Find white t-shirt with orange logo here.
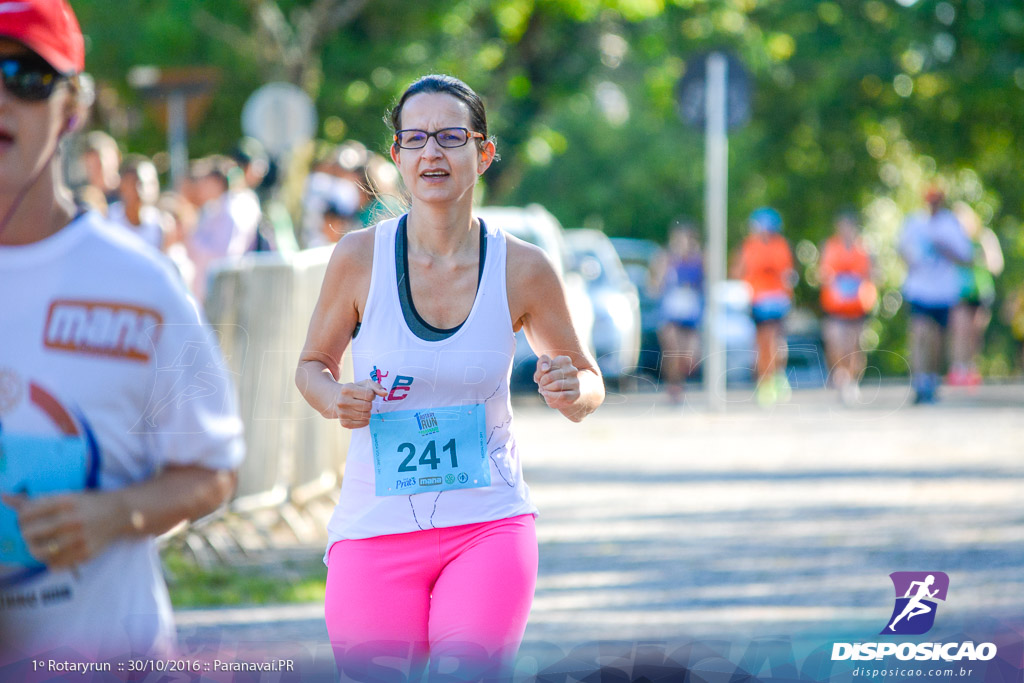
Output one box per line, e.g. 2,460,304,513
0,211,244,662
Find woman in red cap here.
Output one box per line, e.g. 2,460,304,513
0,0,244,665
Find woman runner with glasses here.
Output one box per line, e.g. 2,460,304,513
297,74,605,680
0,0,244,664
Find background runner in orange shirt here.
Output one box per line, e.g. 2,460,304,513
732,207,795,406
819,211,876,404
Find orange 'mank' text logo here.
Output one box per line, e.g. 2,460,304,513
43,300,163,362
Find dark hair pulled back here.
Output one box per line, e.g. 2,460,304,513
389,74,488,139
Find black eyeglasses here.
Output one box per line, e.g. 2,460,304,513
393,128,485,150
1,55,65,102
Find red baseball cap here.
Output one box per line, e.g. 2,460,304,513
0,0,84,74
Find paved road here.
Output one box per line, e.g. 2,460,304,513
175,383,1024,674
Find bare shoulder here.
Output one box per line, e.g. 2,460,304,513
320,225,377,314
328,225,376,271
504,232,560,288
300,226,378,371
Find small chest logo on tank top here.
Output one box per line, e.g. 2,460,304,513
371,366,416,402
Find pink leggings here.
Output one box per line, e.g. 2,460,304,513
325,514,537,681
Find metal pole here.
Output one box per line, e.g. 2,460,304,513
167,90,188,189
703,53,728,412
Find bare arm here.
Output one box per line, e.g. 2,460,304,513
728,244,746,280
979,228,1004,276
4,465,236,570
508,238,604,422
648,250,668,295
781,240,798,291
295,228,387,428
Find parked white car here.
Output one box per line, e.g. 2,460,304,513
564,229,641,388
475,204,595,389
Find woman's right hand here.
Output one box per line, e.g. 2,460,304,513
330,379,388,428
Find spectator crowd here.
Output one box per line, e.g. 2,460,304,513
70,132,403,305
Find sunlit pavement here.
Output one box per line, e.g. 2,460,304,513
520,381,1024,645
176,381,1024,660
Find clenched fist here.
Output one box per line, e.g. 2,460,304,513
534,354,581,411
327,379,388,428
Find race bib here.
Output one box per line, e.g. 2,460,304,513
0,433,88,568
834,273,863,300
663,286,702,322
370,404,489,497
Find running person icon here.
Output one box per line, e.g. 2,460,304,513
889,574,939,631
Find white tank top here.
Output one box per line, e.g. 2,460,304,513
325,215,537,542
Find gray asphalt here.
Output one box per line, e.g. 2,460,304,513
174,382,1024,676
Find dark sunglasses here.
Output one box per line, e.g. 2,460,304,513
1,54,66,102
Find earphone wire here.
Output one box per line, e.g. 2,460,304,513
0,131,66,242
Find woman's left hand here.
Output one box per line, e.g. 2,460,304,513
2,491,123,570
510,238,604,422
534,354,581,411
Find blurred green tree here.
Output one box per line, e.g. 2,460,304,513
73,0,1024,374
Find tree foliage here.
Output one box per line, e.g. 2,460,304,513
74,0,1024,372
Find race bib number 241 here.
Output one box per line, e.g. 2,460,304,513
370,404,490,497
